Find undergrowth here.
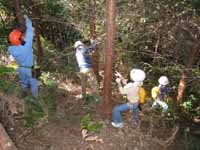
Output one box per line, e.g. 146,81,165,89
81,114,103,133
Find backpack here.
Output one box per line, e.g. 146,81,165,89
139,87,146,104
151,86,159,99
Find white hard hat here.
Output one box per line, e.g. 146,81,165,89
130,69,146,82
158,76,169,85
74,41,83,48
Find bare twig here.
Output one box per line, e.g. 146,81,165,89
151,125,179,149
31,16,83,32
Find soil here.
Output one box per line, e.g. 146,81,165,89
4,79,186,150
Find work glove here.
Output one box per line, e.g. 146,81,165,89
171,86,176,91
115,78,121,84
24,15,28,19
90,39,96,45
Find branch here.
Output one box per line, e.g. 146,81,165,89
31,16,83,32
152,125,179,149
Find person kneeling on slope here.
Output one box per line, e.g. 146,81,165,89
112,69,146,128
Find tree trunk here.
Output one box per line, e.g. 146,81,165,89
35,26,43,64
29,0,43,64
0,123,18,150
89,0,100,82
103,0,116,117
14,0,25,32
177,43,200,102
153,23,162,63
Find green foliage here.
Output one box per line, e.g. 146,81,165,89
85,94,102,106
0,66,15,74
0,66,17,94
0,79,18,94
0,0,199,138
39,37,78,74
39,72,57,87
184,127,200,150
23,72,57,128
137,63,181,94
116,0,200,68
0,2,14,50
29,0,83,49
182,95,196,111
180,95,199,120
24,99,44,128
45,0,67,16
81,114,103,133
24,94,56,128
43,94,56,114
0,80,10,91
164,100,182,128
184,68,200,102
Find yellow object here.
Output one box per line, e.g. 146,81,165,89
139,87,146,104
151,86,159,99
7,63,17,70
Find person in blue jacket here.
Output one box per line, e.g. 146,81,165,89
8,15,38,98
74,40,99,99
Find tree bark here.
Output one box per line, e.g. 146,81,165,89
29,0,43,64
89,0,100,82
34,25,43,64
14,0,25,32
176,43,200,102
0,123,18,150
153,23,163,63
103,0,116,117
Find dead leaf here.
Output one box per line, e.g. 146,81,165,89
81,129,88,139
85,136,104,143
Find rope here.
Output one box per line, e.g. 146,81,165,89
31,16,83,32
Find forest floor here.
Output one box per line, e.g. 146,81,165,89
3,77,186,150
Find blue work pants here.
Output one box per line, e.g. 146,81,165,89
18,67,38,97
112,103,139,124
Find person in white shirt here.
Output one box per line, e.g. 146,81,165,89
112,69,146,128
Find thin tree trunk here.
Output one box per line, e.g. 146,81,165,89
154,32,160,56
29,0,43,64
152,32,160,63
153,23,162,63
14,0,25,32
0,123,18,150
35,26,43,64
103,0,116,117
0,13,6,29
177,43,200,102
89,0,100,82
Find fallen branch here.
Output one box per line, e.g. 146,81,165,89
81,129,104,143
165,125,179,146
152,125,179,149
